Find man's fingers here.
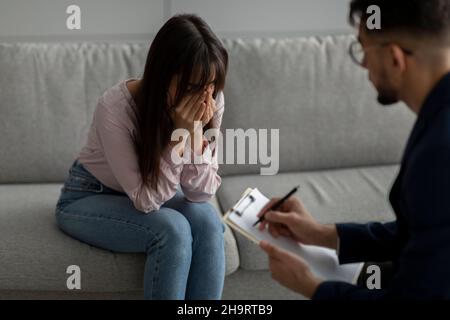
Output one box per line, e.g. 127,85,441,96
265,210,294,225
261,241,302,265
258,220,267,230
257,198,281,218
260,241,284,260
278,227,293,238
259,240,276,256
280,196,303,212
268,224,279,238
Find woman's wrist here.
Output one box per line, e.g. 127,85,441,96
189,128,205,156
168,139,184,157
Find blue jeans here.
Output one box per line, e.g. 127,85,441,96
55,159,225,300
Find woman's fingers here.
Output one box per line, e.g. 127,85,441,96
206,97,215,122
193,102,207,122
180,94,198,118
195,89,208,107
175,92,195,116
207,87,217,111
206,87,212,103
207,93,215,118
181,90,206,118
201,105,210,125
178,93,192,109
172,86,215,131
198,88,216,126
191,90,208,120
211,98,217,114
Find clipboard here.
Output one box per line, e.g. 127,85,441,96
223,187,264,245
222,187,364,284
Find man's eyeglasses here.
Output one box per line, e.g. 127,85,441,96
348,39,414,66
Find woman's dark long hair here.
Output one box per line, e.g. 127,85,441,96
131,14,228,192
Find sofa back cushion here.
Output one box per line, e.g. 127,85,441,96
218,36,415,177
0,43,147,183
0,36,416,183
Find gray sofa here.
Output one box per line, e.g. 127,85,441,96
0,35,416,299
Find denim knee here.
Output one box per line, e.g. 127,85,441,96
183,202,225,235
148,208,193,255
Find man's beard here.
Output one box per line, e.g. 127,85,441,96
376,71,399,106
377,88,399,105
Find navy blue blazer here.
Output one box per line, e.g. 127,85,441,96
313,72,450,300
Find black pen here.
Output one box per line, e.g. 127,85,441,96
252,185,300,227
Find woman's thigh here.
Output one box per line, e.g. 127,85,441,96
56,194,193,254
55,160,192,253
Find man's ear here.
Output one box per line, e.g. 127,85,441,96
389,45,407,73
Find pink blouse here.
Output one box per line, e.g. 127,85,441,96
77,79,224,213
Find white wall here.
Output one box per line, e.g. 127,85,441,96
0,0,353,42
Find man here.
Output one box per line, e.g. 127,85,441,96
259,0,450,299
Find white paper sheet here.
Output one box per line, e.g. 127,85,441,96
225,188,363,284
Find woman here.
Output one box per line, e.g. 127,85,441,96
54,14,228,300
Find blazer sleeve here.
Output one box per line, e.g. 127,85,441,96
313,227,450,300
335,221,399,264
312,281,386,300
313,139,450,300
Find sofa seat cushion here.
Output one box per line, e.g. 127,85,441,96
0,184,239,292
217,165,398,271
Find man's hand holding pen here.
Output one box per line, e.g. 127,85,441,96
257,196,338,249
257,195,339,299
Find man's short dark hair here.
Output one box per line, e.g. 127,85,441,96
349,0,450,37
